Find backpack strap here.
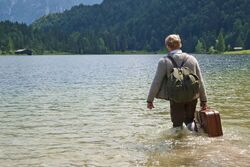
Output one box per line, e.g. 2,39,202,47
167,55,178,68
168,53,189,68
180,54,189,67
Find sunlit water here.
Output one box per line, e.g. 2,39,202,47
0,54,249,167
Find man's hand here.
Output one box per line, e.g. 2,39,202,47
200,101,208,110
147,102,155,110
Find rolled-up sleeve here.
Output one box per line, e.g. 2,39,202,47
147,59,167,102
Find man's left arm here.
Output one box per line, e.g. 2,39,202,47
196,61,208,110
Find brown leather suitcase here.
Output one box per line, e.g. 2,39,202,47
199,109,223,137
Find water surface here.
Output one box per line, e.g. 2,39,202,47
0,54,249,166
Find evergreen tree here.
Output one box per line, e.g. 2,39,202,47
216,32,225,53
7,37,14,52
235,34,244,48
245,31,250,49
96,38,107,54
144,44,151,52
195,40,205,53
82,37,91,53
208,46,216,54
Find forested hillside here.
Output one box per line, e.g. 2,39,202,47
1,0,250,54
0,21,32,54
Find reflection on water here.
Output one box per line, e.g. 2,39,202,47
0,54,249,166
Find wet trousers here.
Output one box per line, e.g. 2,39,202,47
170,99,198,127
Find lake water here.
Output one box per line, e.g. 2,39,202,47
0,54,249,167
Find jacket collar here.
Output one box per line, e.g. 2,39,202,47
170,49,182,55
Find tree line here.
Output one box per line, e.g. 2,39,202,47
1,0,250,55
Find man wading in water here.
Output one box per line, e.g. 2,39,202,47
147,34,208,131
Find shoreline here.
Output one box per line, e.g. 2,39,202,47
223,50,250,55
1,50,250,56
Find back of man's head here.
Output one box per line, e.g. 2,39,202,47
165,34,182,50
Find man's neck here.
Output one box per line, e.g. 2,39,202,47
170,49,182,54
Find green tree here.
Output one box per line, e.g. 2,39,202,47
235,34,244,48
216,32,225,53
69,32,81,53
144,43,151,52
82,37,91,53
233,19,243,34
245,31,250,49
119,34,128,51
7,37,14,53
96,38,107,53
208,46,216,54
195,40,206,53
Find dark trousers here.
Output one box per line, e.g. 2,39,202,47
170,99,198,127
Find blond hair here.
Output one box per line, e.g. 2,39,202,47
165,34,182,50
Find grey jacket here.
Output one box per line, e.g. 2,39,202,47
147,51,207,103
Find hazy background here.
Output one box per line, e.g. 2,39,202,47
0,0,103,24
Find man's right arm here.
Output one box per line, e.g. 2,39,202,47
147,59,167,105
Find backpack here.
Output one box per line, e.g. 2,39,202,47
166,55,200,103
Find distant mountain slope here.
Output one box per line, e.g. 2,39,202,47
0,0,103,24
32,0,250,53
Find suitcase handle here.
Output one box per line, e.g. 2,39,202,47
201,108,211,112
